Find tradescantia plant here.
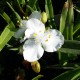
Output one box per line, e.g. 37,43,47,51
0,0,80,80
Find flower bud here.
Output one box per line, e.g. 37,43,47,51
41,12,47,23
16,20,20,26
18,46,23,55
23,16,26,19
31,61,40,73
23,16,28,20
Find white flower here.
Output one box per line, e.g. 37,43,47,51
23,39,44,62
23,18,64,62
14,11,41,38
42,29,64,52
13,20,27,38
24,18,45,39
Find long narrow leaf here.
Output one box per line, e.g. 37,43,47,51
63,40,80,50
60,1,68,33
28,0,37,10
0,25,15,51
7,2,21,21
45,0,54,19
0,8,15,29
73,23,80,35
26,5,34,12
59,1,69,65
32,75,43,80
17,0,25,5
73,6,80,35
67,0,74,40
0,9,15,51
59,40,80,54
52,68,80,80
58,48,80,55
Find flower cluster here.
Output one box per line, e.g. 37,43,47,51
14,11,64,62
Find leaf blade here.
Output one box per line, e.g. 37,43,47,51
0,25,15,51
52,68,80,80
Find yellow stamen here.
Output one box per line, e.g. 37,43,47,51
33,33,37,37
45,39,48,42
48,34,51,38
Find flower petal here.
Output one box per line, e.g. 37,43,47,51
26,18,45,35
29,11,41,20
42,29,64,52
23,39,44,62
19,20,27,28
13,28,25,38
24,29,34,39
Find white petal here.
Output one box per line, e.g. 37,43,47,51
19,20,27,28
23,39,44,62
13,28,25,38
24,29,34,39
29,11,41,20
42,29,64,52
26,18,45,35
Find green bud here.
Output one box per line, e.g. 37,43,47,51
18,46,23,55
23,16,26,19
31,61,40,73
41,12,47,23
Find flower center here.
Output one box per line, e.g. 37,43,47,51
45,39,48,42
45,34,51,42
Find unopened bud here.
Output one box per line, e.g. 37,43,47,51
23,16,28,20
16,20,20,26
18,46,23,55
41,12,47,23
31,61,40,73
23,16,26,19
26,16,29,19
64,1,69,8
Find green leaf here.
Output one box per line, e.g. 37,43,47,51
45,0,54,19
59,1,69,64
0,25,15,51
0,8,15,29
58,48,80,55
63,40,80,50
0,9,15,51
7,2,21,21
17,0,25,5
59,1,74,65
52,68,80,80
28,0,37,10
73,23,80,35
58,52,68,65
26,5,34,12
58,40,80,64
58,40,80,55
60,1,68,33
67,0,74,40
32,75,43,80
16,0,25,15
73,6,80,35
